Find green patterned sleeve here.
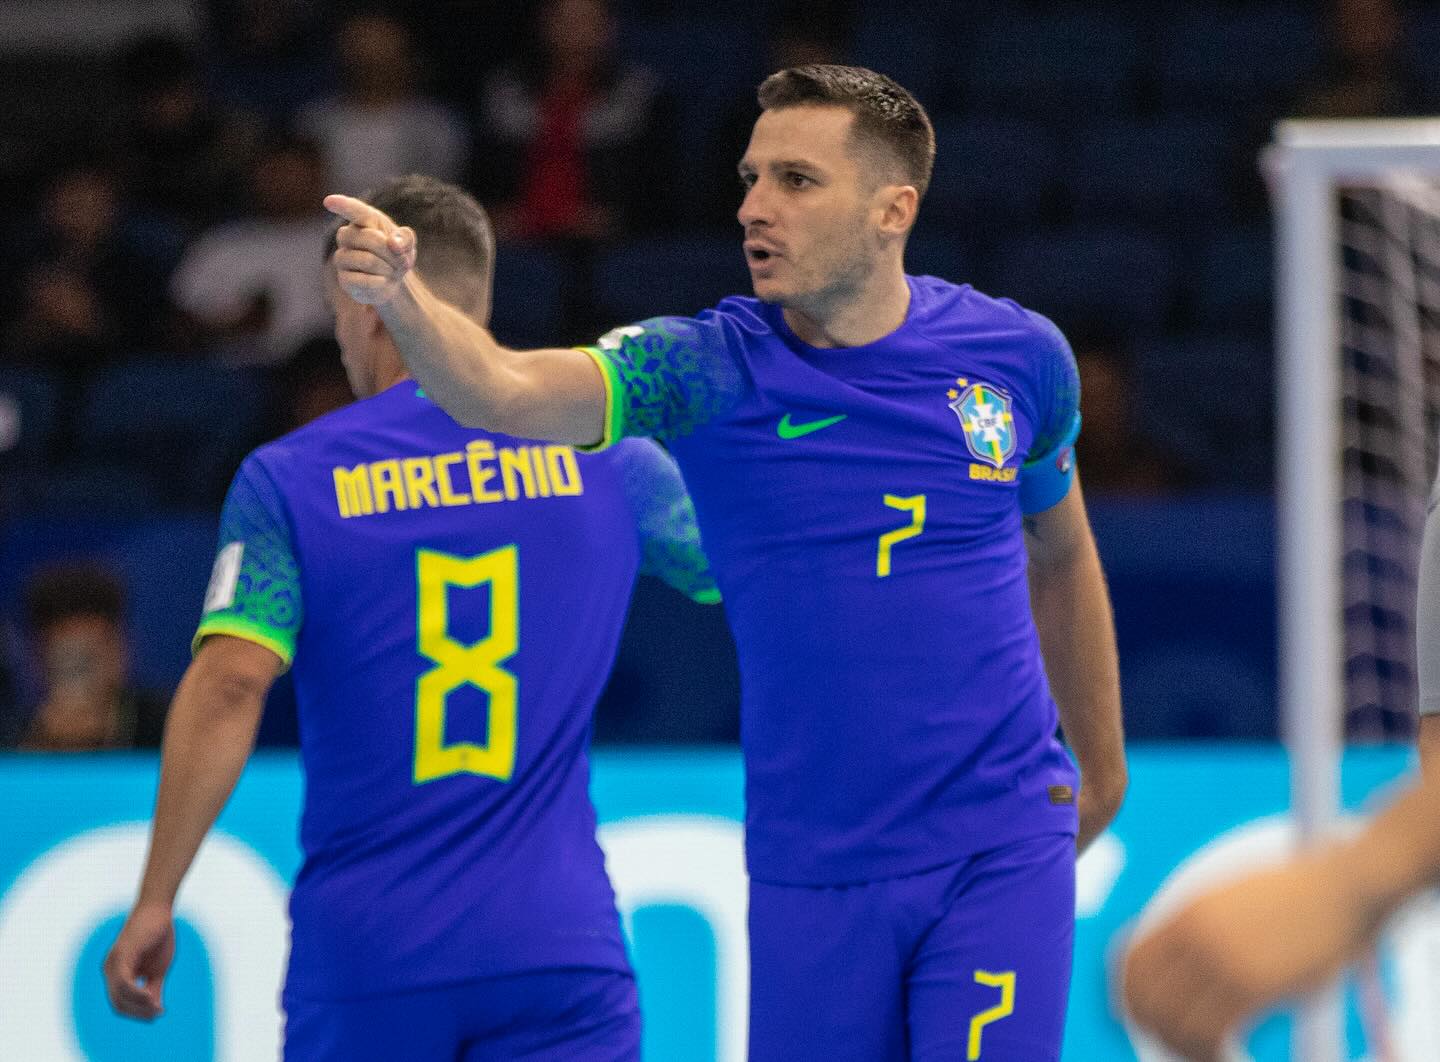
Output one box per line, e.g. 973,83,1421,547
193,456,302,667
576,313,744,449
613,438,720,605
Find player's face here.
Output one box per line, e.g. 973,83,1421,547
737,105,884,311
324,264,376,398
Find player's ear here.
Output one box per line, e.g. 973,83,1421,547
876,184,918,237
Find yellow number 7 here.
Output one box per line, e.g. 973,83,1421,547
967,969,1016,1060
877,494,926,577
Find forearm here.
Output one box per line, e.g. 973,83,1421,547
1343,776,1440,936
135,664,265,909
378,275,603,445
378,274,511,426
1030,538,1127,821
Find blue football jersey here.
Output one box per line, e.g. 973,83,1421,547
195,381,715,1000
580,275,1081,886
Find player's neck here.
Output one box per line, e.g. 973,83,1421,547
782,268,910,349
371,348,411,395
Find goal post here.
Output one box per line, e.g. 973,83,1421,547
1268,118,1440,1062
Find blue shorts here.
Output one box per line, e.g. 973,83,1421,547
748,832,1075,1062
283,967,640,1062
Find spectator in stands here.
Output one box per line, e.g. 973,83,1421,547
0,627,17,747
472,0,678,240
113,33,263,233
15,564,167,751
203,0,334,125
1294,0,1424,118
296,10,468,197
269,335,352,435
5,160,177,376
699,21,843,228
1073,332,1189,496
169,133,334,366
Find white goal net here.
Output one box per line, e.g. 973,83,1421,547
1338,178,1440,739
1270,118,1440,1062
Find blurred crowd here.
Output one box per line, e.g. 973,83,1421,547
2,0,1433,746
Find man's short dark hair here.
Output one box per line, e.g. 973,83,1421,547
756,64,935,201
25,564,126,637
327,174,497,324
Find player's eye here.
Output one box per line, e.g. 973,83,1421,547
738,172,757,189
785,172,812,189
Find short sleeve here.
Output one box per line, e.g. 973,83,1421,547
1018,315,1081,515
193,457,303,667
613,438,720,604
576,312,744,449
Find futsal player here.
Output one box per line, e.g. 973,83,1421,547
326,66,1128,1060
102,175,716,1061
1125,457,1440,1059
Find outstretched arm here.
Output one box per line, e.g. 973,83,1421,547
1025,475,1127,853
1123,774,1440,1061
325,193,606,445
102,636,280,1020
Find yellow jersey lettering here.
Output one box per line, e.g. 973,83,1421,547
529,446,552,497
402,456,440,510
969,464,1017,483
435,452,470,506
370,459,407,513
333,444,589,517
499,445,536,500
547,446,584,496
466,440,504,503
333,464,375,518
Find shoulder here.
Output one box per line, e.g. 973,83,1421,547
599,298,767,358
919,278,1071,358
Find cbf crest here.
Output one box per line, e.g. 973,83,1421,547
948,378,1016,469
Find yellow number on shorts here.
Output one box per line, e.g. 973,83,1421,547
877,493,926,577
967,969,1016,1060
413,545,518,784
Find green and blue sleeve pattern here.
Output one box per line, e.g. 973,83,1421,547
576,314,744,449
193,456,303,666
613,438,720,605
1018,315,1081,514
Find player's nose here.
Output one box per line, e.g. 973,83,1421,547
737,183,772,229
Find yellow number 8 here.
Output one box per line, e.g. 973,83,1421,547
413,545,519,784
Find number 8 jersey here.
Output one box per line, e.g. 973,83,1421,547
194,381,716,1003
578,275,1082,887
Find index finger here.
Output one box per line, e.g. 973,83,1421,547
323,194,396,233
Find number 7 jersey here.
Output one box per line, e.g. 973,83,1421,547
194,381,716,1002
579,275,1082,887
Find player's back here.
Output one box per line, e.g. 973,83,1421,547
203,382,645,1001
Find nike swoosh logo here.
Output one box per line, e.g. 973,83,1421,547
777,413,847,439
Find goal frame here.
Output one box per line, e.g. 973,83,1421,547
1269,118,1440,1062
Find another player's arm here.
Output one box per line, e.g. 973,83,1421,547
102,635,281,1020
1122,774,1440,1061
1416,471,1440,782
1024,476,1126,853
324,193,605,445
104,457,300,1021
615,439,721,605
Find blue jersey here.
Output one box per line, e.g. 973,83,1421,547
580,275,1081,886
195,381,715,1001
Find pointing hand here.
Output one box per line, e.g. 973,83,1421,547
324,194,418,306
